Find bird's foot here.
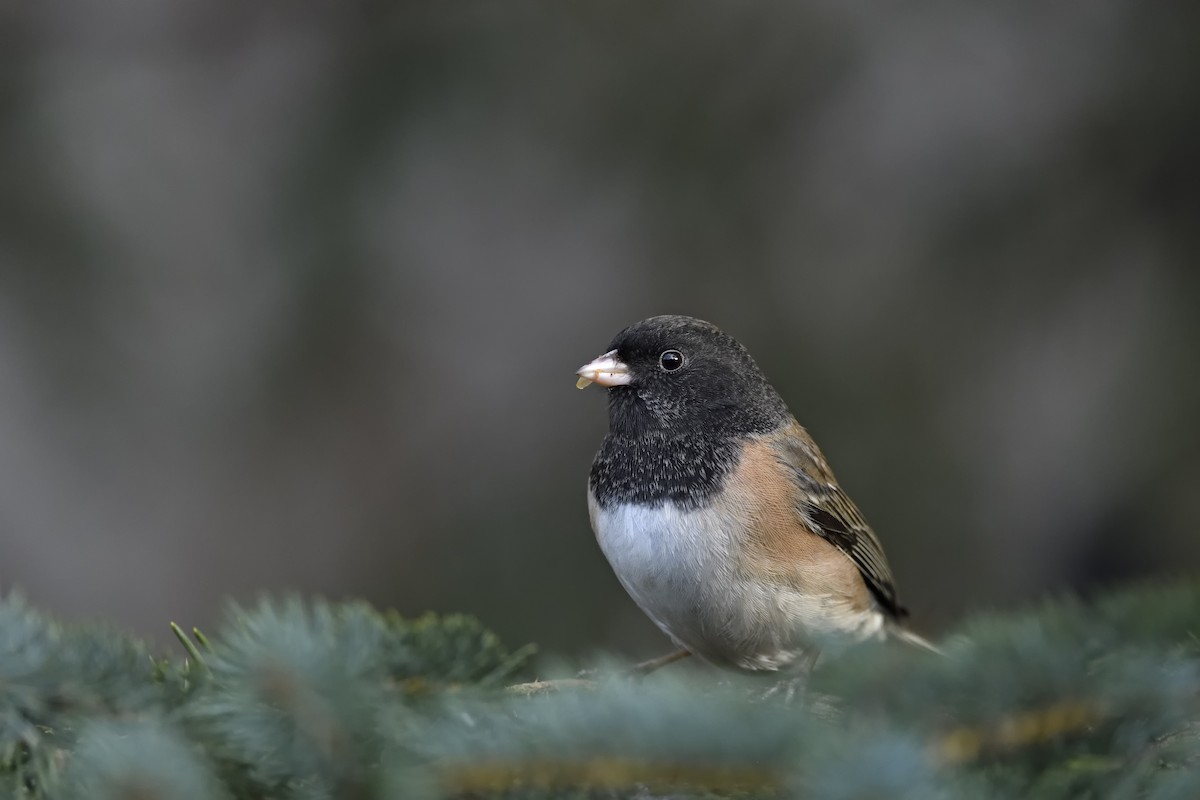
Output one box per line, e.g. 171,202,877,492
755,650,821,706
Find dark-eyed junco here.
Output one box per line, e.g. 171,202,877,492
577,315,937,675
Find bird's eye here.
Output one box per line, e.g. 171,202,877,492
659,350,684,371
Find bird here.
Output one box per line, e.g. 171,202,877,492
576,314,937,679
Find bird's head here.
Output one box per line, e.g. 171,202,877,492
577,315,788,437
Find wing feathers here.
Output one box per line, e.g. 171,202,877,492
772,425,908,619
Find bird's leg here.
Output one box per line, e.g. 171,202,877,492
574,649,691,681
626,648,692,677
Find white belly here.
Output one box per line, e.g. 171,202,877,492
588,495,884,671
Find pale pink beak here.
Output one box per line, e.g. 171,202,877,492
576,349,632,389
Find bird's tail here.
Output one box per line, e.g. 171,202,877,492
889,625,943,655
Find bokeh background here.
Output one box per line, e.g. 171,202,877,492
2,2,1198,662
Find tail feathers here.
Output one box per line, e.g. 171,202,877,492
889,625,943,656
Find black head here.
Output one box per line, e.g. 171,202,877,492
579,315,789,439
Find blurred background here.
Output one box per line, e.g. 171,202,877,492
2,1,1198,663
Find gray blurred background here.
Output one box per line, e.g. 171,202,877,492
2,1,1198,661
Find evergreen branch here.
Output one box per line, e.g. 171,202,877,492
5,581,1200,798
935,699,1105,763
504,678,597,696
170,622,207,668
192,628,213,652
438,757,780,795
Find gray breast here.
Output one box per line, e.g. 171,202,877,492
590,494,789,670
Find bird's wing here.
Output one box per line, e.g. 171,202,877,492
771,426,907,619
